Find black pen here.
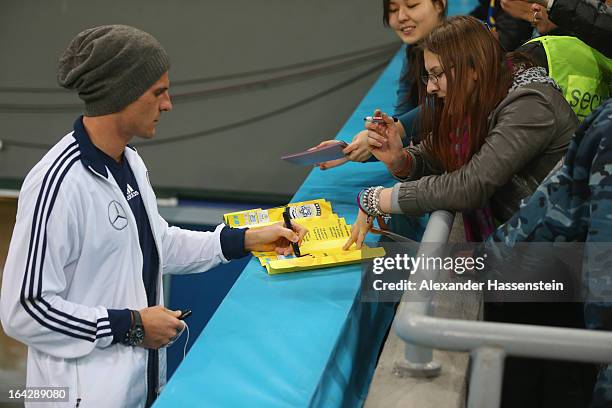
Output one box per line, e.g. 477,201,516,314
282,207,301,257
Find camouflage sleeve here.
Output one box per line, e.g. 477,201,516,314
583,101,612,408
583,102,612,331
483,99,612,407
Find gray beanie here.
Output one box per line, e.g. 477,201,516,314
57,25,170,116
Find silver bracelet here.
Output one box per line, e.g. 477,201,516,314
359,186,390,219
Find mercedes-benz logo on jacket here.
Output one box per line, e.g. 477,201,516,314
108,200,128,230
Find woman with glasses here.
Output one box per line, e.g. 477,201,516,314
345,15,578,247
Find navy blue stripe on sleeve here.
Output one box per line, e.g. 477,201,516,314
219,226,249,260
107,309,132,344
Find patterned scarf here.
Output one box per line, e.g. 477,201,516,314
509,66,562,93
450,121,495,242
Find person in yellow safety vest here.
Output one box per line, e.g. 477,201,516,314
518,36,612,121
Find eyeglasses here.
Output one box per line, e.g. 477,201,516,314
420,71,446,85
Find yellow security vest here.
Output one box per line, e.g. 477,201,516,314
527,36,612,120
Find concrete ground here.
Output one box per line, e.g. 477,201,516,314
365,214,481,408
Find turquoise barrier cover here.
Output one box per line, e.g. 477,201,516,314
154,52,402,408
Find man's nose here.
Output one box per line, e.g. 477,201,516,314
160,92,172,112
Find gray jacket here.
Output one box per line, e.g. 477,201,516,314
391,81,579,224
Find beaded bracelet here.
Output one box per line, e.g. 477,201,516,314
357,186,390,220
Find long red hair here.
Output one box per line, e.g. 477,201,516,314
418,16,514,171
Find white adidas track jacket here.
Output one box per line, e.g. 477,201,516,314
1,124,231,407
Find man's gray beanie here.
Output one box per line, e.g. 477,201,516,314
57,25,170,116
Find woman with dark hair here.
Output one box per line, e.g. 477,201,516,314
314,0,446,169
345,15,578,246
382,0,447,118
311,0,448,242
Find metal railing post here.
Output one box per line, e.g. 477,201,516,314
467,347,505,408
394,210,454,378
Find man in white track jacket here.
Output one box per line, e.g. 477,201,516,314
0,25,305,408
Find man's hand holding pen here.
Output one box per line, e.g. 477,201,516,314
244,221,308,256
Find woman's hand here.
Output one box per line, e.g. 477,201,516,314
531,3,557,34
343,209,374,250
366,110,408,173
315,131,372,170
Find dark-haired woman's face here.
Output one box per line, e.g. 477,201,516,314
388,0,444,44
